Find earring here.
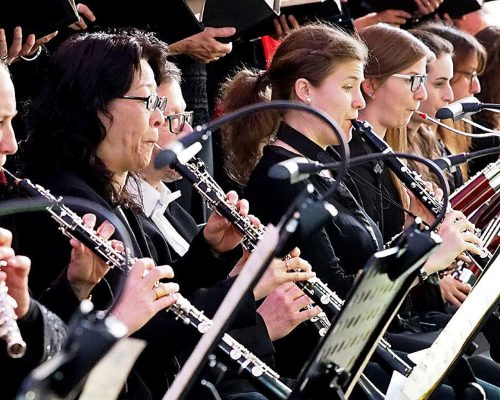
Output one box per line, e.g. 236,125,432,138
306,97,312,104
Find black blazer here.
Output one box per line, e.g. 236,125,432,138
11,170,262,398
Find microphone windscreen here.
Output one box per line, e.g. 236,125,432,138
268,164,293,180
435,108,454,120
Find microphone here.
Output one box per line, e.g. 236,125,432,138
433,147,500,170
18,301,127,400
268,157,326,184
435,97,481,121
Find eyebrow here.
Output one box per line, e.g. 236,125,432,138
137,83,157,91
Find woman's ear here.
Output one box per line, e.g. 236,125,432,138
362,79,378,99
294,78,312,104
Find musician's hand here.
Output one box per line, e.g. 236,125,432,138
253,247,315,300
169,27,235,64
0,228,31,318
439,275,470,306
112,259,178,335
407,180,443,225
257,282,321,340
423,210,483,274
67,214,118,300
203,190,252,253
69,3,97,30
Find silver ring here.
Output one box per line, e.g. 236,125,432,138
213,56,220,61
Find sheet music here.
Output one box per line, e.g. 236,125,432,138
308,244,428,397
396,252,500,400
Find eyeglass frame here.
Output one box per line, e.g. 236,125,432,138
118,94,168,113
454,70,479,86
164,111,194,134
390,73,428,93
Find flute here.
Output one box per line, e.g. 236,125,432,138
0,280,27,358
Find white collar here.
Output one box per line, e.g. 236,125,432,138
128,179,182,217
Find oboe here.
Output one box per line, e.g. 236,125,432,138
0,281,27,358
351,119,492,272
169,153,412,377
6,172,291,400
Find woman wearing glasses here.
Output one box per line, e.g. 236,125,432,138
219,25,479,397
419,22,487,179
15,30,301,400
347,24,432,244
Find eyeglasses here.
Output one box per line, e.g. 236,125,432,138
454,70,479,86
118,94,168,112
164,111,194,134
391,73,428,93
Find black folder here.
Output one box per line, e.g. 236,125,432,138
83,0,204,44
0,0,79,42
281,0,342,24
202,0,280,42
365,0,482,19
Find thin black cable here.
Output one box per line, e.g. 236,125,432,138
156,100,349,195
314,152,449,232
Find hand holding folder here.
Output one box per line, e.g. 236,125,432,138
0,0,79,43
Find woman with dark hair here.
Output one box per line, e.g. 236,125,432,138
14,30,309,400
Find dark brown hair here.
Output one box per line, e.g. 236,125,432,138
23,30,169,207
221,23,368,185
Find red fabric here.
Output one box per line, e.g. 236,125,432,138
0,171,7,185
261,35,281,70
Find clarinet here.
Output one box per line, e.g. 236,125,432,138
8,174,291,400
171,155,412,377
0,281,27,358
351,119,492,272
172,156,332,336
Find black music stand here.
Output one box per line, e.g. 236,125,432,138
290,222,440,399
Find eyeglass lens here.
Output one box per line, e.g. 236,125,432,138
410,75,426,92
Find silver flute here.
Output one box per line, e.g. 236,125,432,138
0,281,27,358
169,154,412,377
7,172,291,400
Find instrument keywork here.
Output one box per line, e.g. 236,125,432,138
6,171,291,400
